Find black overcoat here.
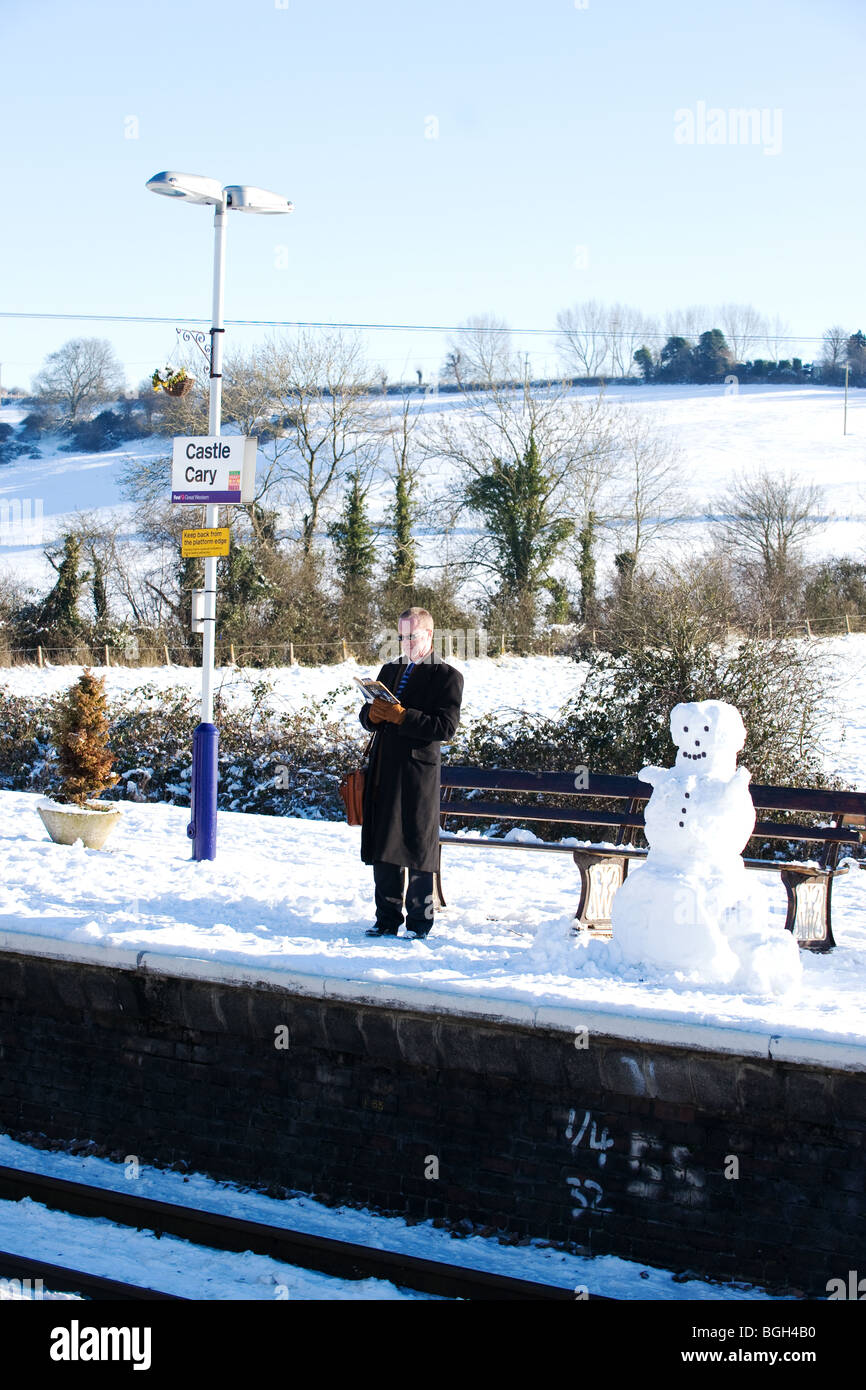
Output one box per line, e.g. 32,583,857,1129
358,652,464,872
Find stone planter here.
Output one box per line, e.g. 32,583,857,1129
37,799,123,851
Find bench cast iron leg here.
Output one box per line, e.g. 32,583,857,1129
571,851,628,934
779,867,836,952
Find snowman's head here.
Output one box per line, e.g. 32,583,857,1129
670,700,746,775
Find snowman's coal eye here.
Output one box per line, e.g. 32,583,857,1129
683,726,688,732
704,725,709,731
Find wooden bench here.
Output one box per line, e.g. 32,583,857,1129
436,768,866,952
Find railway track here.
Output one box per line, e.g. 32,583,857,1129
0,1164,608,1301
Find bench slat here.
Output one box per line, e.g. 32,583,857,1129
440,798,862,846
440,767,866,816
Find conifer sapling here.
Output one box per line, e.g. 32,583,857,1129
56,669,119,807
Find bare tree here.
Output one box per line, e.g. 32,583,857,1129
820,325,848,377
606,409,686,564
32,338,126,423
715,303,769,364
257,330,384,554
556,300,610,378
711,469,825,622
763,313,793,362
663,305,711,343
444,314,516,386
607,304,656,379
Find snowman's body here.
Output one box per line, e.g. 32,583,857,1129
610,700,802,993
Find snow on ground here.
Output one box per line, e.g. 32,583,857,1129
0,1135,783,1301
3,786,866,1047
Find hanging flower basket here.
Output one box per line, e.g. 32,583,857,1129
152,367,194,398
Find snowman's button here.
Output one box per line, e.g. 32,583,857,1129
679,821,684,827
685,792,690,798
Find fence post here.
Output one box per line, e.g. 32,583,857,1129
342,638,348,661
105,645,110,668
229,643,236,664
289,641,294,665
768,617,773,641
845,613,851,635
164,645,171,666
805,618,812,639
500,631,505,655
37,645,43,668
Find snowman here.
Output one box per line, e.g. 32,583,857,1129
610,699,801,993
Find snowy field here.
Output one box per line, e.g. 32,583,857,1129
1,384,865,597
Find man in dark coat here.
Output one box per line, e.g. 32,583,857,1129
359,608,464,939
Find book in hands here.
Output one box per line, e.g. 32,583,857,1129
354,677,399,704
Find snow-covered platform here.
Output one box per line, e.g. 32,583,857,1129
2,790,866,1062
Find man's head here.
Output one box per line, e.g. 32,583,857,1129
397,607,434,662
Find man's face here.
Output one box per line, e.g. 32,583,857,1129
398,619,433,661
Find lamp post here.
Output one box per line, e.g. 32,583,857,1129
145,171,293,860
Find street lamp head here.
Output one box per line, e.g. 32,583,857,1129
224,185,293,215
145,171,226,206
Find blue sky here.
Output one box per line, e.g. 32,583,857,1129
1,0,863,389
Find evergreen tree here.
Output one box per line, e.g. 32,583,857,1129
846,330,866,386
543,576,571,624
463,431,573,618
577,510,598,620
692,329,733,382
327,469,377,640
633,346,655,382
328,469,377,591
387,464,417,590
56,669,119,805
90,550,109,627
658,336,694,383
39,534,85,638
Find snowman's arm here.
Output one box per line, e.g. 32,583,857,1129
638,765,667,788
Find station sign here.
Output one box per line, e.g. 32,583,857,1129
171,436,257,504
182,527,231,558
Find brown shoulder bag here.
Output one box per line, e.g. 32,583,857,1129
339,732,375,826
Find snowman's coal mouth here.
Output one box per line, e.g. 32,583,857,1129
682,751,707,760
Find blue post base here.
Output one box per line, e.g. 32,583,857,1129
188,722,219,861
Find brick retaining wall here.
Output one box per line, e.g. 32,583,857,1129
0,946,863,1294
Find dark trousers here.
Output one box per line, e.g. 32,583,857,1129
373,860,434,935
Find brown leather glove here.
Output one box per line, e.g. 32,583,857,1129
371,697,406,725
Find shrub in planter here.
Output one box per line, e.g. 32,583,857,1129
38,669,122,849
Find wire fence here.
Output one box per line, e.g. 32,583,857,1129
2,612,866,669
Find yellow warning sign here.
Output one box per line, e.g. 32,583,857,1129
182,527,230,557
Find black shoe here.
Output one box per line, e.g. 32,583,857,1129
405,927,431,940
365,925,399,937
